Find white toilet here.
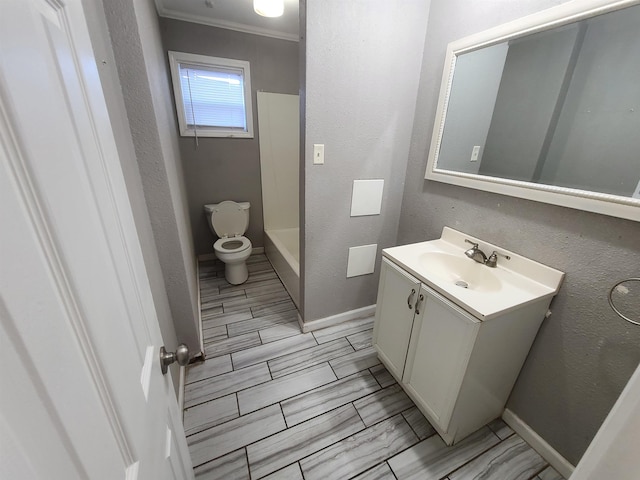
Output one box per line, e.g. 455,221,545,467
204,201,252,285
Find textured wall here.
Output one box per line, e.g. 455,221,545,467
83,0,180,391
158,19,300,255
398,0,640,465
437,43,507,174
480,26,578,181
303,0,430,322
539,7,640,196
101,0,200,352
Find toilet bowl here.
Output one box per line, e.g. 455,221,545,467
204,201,252,285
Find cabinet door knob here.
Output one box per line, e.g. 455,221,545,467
407,289,416,309
415,294,424,315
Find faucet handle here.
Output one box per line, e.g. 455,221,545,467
464,239,478,248
486,250,511,268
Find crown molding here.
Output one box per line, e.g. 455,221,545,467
155,3,299,43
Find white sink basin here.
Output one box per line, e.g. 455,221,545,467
382,227,564,320
419,252,502,292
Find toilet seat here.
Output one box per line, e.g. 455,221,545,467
214,236,251,254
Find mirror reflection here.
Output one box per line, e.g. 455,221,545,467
436,5,640,199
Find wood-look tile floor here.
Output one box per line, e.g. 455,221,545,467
186,255,566,480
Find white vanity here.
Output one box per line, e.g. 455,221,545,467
373,227,564,445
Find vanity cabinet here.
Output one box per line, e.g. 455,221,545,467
373,257,551,445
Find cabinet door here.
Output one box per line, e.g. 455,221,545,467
402,286,480,433
373,258,420,380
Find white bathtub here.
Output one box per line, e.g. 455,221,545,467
265,228,300,308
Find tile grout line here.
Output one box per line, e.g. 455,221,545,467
432,430,515,480
400,405,434,442
184,366,273,410
528,464,551,480
243,446,251,480
188,403,289,470
202,400,379,473
344,463,388,480
294,413,420,480
351,399,367,428
187,359,347,413
387,460,399,480
188,333,363,389
193,258,550,480
368,366,384,389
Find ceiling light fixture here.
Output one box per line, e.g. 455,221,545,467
254,0,284,18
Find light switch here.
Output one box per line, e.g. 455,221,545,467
470,145,481,162
313,144,324,165
347,244,378,277
350,179,384,216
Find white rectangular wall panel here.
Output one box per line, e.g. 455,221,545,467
350,179,384,216
346,244,378,277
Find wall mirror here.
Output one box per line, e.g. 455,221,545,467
425,0,640,222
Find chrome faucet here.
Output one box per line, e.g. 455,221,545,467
464,240,512,267
464,240,487,264
485,250,511,268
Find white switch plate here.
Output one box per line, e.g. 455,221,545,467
313,144,324,165
470,145,481,162
347,244,378,278
350,179,384,216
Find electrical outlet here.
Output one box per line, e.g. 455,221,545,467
313,144,325,165
470,145,481,162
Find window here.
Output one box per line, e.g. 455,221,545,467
168,51,253,138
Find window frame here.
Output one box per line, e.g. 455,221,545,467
168,51,254,138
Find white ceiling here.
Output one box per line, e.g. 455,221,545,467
155,0,300,42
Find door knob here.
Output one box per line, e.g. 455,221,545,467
160,344,189,374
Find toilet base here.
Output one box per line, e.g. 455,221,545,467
225,262,248,285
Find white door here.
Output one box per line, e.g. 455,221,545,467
0,0,193,478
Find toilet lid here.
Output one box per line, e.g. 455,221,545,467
211,201,248,238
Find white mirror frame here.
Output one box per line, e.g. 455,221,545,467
425,0,640,222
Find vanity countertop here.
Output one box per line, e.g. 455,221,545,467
382,227,565,320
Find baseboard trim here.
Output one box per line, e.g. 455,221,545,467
301,304,376,333
196,258,204,356
502,408,575,479
197,247,265,262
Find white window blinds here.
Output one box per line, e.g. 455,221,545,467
179,63,247,130
168,51,254,138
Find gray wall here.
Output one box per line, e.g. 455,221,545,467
399,0,640,465
101,0,200,353
479,26,578,181
83,0,181,391
437,43,507,174
303,0,430,322
540,7,640,196
158,19,300,255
